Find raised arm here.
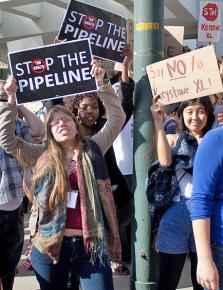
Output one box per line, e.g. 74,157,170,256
90,60,126,154
120,44,132,84
150,98,172,167
0,77,45,167
18,105,45,137
112,45,134,125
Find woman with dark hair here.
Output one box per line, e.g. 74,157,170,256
0,60,126,290
66,47,134,275
68,80,133,275
177,98,215,134
150,96,214,290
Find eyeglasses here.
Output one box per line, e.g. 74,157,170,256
50,117,74,127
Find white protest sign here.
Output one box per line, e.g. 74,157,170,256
146,45,223,104
198,1,222,42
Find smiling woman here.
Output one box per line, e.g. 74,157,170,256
148,95,214,290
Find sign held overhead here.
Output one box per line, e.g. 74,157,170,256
8,39,98,105
58,0,127,63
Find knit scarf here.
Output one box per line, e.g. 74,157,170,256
33,138,121,263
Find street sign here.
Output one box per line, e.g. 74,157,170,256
202,2,218,21
198,1,222,42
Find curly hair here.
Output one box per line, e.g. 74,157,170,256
66,93,106,119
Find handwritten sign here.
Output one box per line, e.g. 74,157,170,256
146,45,223,104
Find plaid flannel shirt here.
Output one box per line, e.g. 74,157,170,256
0,119,32,205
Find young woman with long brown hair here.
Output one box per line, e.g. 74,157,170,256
0,60,125,290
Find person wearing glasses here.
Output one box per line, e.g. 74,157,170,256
0,60,125,290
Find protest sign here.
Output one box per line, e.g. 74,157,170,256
164,26,184,58
8,39,98,105
58,0,127,63
198,1,222,42
146,45,223,105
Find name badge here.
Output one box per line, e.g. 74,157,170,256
67,190,79,209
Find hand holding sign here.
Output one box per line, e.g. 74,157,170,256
54,36,67,44
121,44,132,66
4,77,17,104
91,59,105,86
150,96,165,125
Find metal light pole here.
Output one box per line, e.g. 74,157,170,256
131,1,164,289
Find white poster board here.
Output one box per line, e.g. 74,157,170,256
198,1,222,43
146,45,223,104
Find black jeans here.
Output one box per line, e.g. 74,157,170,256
156,252,203,290
0,203,24,290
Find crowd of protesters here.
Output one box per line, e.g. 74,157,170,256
0,18,223,290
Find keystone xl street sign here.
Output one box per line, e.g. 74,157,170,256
198,1,222,42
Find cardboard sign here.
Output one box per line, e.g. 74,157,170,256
198,1,222,42
146,45,223,104
164,26,184,58
8,39,98,105
58,0,127,63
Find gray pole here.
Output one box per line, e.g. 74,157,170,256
131,1,164,289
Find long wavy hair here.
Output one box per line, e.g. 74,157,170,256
24,105,84,212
